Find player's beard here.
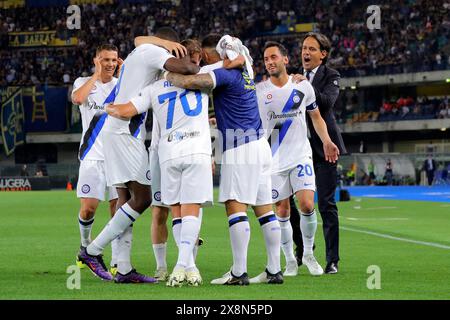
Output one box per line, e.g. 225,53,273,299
269,68,281,78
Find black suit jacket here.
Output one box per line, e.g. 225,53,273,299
423,159,437,173
303,65,347,161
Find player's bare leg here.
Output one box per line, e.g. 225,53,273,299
295,189,323,276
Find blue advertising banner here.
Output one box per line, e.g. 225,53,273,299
1,88,25,156
22,86,68,132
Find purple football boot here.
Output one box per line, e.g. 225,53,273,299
114,269,158,284
77,247,113,281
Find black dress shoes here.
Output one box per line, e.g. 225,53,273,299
325,262,338,274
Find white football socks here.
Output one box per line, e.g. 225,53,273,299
117,225,133,274
87,203,139,256
228,212,250,277
152,243,167,270
175,215,200,270
277,214,297,264
78,213,94,247
259,211,281,275
300,209,317,256
111,238,119,267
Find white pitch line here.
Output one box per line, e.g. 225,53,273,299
213,203,449,249
340,226,450,250
345,217,408,221
359,206,398,210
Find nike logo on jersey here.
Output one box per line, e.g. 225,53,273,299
304,183,313,186
265,101,273,105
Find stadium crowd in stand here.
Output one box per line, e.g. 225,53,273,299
1,0,449,86
333,93,449,124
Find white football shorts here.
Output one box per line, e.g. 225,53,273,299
271,156,316,203
103,133,151,188
77,159,118,201
160,153,213,206
149,148,168,208
218,138,272,206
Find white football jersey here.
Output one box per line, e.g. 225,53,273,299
102,44,174,140
149,115,160,151
131,78,211,164
256,76,317,173
72,76,117,161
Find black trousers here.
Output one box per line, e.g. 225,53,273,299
426,171,434,185
290,160,340,263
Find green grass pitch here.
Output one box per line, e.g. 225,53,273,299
1,190,449,300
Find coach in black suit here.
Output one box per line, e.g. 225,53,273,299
422,155,437,186
289,32,347,274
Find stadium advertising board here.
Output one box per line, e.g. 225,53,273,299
1,88,25,156
0,176,50,191
0,0,25,8
8,31,78,47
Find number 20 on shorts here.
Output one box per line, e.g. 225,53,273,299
297,164,313,177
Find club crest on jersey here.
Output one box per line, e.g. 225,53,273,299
272,189,279,199
146,170,151,181
267,94,272,100
154,191,161,201
293,95,300,103
81,184,90,194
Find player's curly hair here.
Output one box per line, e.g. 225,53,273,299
181,39,202,57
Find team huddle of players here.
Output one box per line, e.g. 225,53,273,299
72,27,339,287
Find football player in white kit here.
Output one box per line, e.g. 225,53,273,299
255,42,339,279
107,39,213,287
78,27,201,283
165,34,283,285
72,44,121,274
137,40,205,283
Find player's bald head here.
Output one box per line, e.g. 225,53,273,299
155,27,179,42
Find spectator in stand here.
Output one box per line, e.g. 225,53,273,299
20,164,29,177
1,0,449,84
